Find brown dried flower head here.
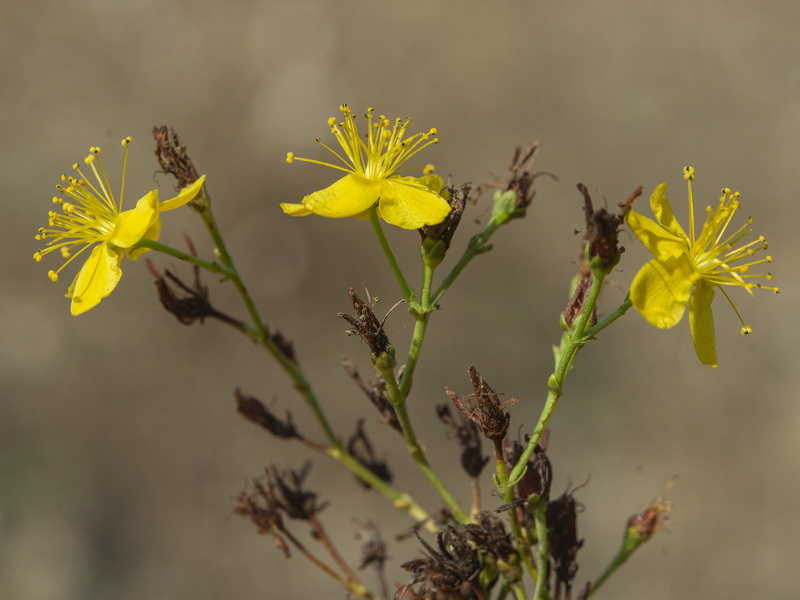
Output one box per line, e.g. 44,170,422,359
445,366,515,442
436,404,488,478
339,287,394,363
235,389,300,440
152,125,201,190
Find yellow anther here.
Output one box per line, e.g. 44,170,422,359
683,165,695,180
121,136,132,146
429,128,437,135
327,117,337,127
740,326,752,335
48,270,58,282
286,151,295,164
423,164,435,175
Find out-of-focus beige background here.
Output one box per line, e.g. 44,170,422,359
2,1,798,598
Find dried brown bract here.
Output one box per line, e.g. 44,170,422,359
504,142,541,212
502,437,552,506
563,256,596,329
399,526,485,600
347,418,393,488
445,366,515,443
233,478,290,557
399,514,516,599
152,125,201,189
546,490,584,597
340,287,394,361
144,240,246,331
419,181,469,249
344,359,401,432
577,182,643,269
628,479,674,541
436,404,488,478
235,389,299,440
268,463,328,521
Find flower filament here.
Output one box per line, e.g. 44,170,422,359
35,138,133,282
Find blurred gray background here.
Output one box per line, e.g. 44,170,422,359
2,0,798,598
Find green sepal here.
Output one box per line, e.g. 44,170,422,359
421,237,447,270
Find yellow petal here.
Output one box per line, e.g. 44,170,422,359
110,191,159,248
627,208,686,259
68,244,123,315
158,175,206,212
415,174,450,200
375,176,451,229
294,174,382,218
280,202,313,216
649,183,688,240
127,219,161,261
688,280,718,367
630,254,695,329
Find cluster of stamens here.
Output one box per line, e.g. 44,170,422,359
683,166,779,335
34,138,132,282
286,105,439,179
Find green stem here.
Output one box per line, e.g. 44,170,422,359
431,219,502,305
329,447,431,525
399,260,434,397
380,368,469,522
134,238,234,278
532,503,549,600
492,443,537,584
583,295,633,339
505,264,609,494
369,207,413,300
586,530,643,597
189,187,341,448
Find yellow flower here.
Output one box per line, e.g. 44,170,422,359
627,166,778,367
281,105,451,229
34,137,206,316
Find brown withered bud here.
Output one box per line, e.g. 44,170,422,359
356,520,388,571
399,526,485,600
628,479,674,542
577,183,643,269
436,404,488,478
144,242,246,332
504,142,541,212
232,478,290,557
465,513,517,569
267,463,328,521
546,491,584,596
445,366,515,443
347,419,393,488
575,582,592,600
563,256,597,329
235,389,299,440
343,359,401,432
266,326,296,362
418,181,469,249
152,125,201,189
503,435,552,504
339,288,394,361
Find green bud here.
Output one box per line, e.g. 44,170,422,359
491,190,518,224
421,237,447,270
371,346,396,372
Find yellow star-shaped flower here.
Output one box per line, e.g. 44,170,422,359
627,167,778,367
281,105,451,229
34,138,206,315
